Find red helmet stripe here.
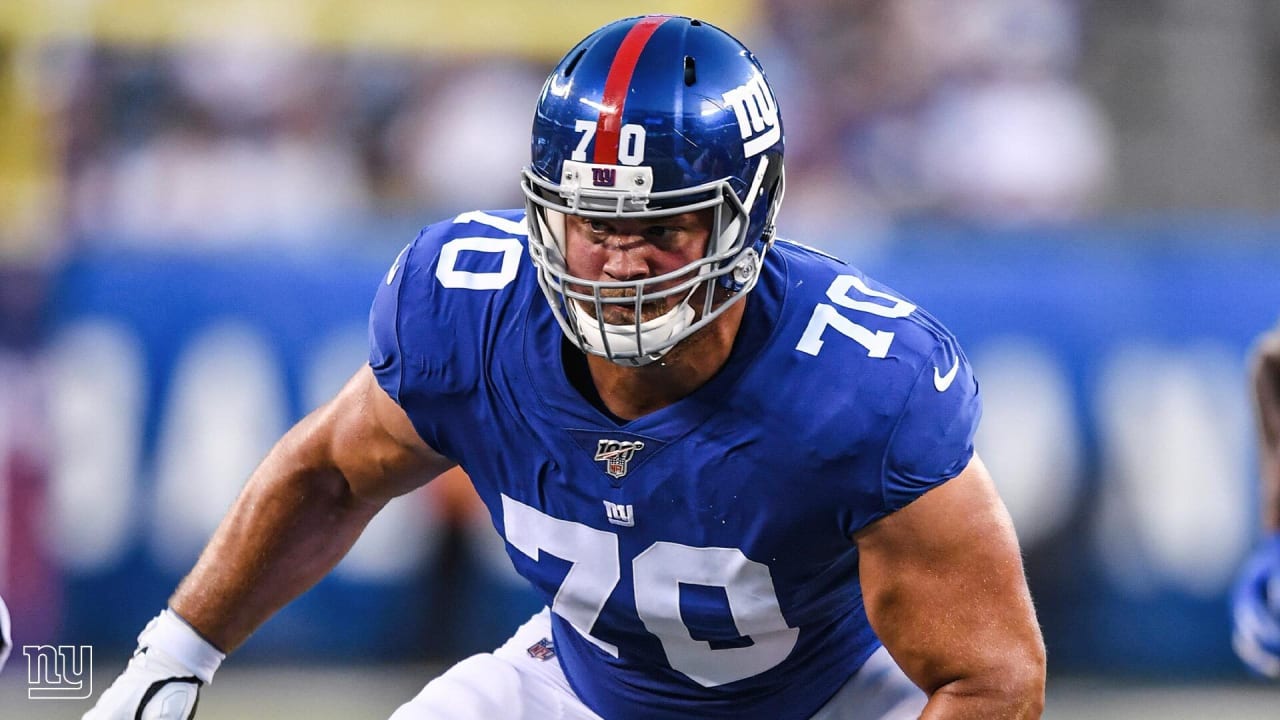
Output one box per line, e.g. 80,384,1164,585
594,16,670,165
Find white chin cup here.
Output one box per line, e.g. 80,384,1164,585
569,299,695,365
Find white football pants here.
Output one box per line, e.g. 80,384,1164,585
390,607,926,720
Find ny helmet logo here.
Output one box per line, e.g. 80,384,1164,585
721,73,780,158
594,439,645,478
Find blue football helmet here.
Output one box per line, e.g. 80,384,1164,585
521,15,785,366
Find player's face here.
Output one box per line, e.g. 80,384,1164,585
562,210,714,325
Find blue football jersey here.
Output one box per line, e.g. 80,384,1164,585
369,209,981,720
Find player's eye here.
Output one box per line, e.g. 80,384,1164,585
645,225,682,247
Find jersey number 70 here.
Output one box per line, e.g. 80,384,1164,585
502,495,799,688
795,274,916,357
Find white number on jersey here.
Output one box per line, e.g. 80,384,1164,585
633,542,798,687
795,275,916,357
501,495,797,687
434,213,528,290
503,495,621,657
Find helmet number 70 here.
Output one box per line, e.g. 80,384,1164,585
572,119,647,165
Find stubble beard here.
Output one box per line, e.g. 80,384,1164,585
570,284,681,326
598,290,673,325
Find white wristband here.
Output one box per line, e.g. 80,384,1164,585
138,609,226,684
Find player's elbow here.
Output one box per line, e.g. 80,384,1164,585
987,640,1047,718
935,641,1046,718
1007,650,1047,717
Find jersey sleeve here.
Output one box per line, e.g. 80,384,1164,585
368,233,420,404
880,332,982,512
367,221,473,457
367,210,532,462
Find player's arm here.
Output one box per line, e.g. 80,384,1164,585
169,363,454,649
84,364,455,719
1254,325,1280,532
855,453,1046,719
1232,322,1280,678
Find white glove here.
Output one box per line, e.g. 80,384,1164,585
83,609,226,720
0,592,11,674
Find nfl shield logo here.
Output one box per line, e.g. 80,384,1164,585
594,439,645,478
526,637,556,661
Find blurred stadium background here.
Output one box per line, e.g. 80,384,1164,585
0,0,1279,717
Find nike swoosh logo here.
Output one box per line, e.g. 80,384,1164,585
933,361,960,392
386,245,410,285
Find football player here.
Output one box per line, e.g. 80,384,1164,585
1232,320,1280,679
85,15,1046,719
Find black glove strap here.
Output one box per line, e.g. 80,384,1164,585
135,676,202,720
